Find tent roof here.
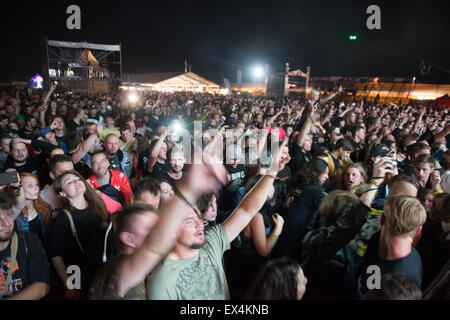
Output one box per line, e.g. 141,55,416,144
124,72,183,83
123,72,219,87
76,50,99,65
48,40,120,52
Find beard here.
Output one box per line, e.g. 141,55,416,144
0,229,14,242
190,238,206,249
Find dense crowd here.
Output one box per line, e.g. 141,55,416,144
0,82,449,300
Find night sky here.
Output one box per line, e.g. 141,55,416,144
1,0,449,84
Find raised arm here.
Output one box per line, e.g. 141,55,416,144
295,105,316,148
115,152,228,298
434,124,450,143
411,107,426,134
147,129,169,173
224,140,290,242
250,212,284,257
71,133,99,164
320,85,343,104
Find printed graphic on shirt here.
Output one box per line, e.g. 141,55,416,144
0,257,22,297
175,261,223,300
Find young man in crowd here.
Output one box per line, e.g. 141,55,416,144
88,151,133,212
132,176,161,209
0,191,51,299
146,141,289,299
357,195,427,296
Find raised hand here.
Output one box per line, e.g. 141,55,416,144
267,140,290,176
272,213,285,235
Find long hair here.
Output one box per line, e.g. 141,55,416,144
287,158,328,192
54,170,109,228
245,257,302,300
19,173,52,227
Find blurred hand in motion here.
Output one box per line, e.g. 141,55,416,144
182,147,229,198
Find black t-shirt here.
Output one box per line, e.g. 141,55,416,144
224,164,247,193
272,185,325,258
5,156,40,175
66,120,84,134
0,232,51,298
357,230,423,297
28,215,46,248
219,164,248,212
157,170,181,186
18,127,34,139
47,208,110,294
149,160,171,180
287,149,312,175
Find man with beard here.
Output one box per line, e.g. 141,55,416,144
103,133,133,180
146,141,290,300
157,145,186,185
4,141,40,175
0,191,50,299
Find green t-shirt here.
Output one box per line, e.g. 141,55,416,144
146,224,231,300
88,256,146,300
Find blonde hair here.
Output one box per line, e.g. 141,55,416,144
318,190,360,227
383,195,426,238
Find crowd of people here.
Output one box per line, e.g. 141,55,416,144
0,82,449,300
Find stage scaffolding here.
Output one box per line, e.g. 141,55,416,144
41,39,122,93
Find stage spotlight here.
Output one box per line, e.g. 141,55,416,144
252,66,264,78
128,93,138,103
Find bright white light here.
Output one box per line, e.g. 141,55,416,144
252,66,264,78
172,122,183,133
128,93,138,103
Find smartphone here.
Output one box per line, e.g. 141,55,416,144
383,156,397,166
0,172,19,186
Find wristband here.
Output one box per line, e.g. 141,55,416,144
369,179,381,187
264,174,277,180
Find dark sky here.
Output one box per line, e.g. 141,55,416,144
1,0,449,84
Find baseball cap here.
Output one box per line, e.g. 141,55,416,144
268,127,286,140
370,143,390,158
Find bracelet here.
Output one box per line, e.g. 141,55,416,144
371,176,385,179
264,174,277,180
360,188,380,194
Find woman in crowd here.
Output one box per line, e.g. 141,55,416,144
10,172,52,248
245,256,307,300
272,158,329,257
48,170,117,299
159,179,174,204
